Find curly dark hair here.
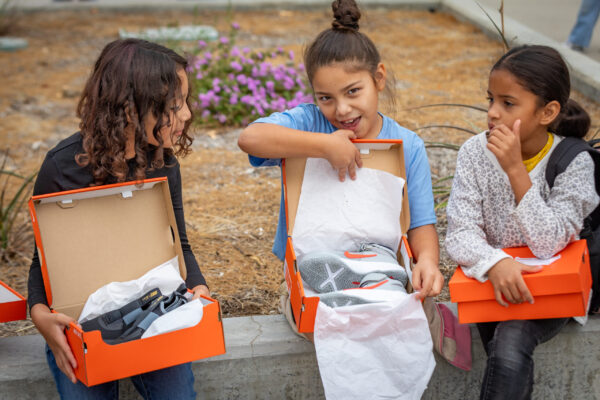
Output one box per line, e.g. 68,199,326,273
76,38,194,186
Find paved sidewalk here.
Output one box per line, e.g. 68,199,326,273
477,0,600,63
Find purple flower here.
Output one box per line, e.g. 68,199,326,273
230,61,243,72
288,50,294,61
201,110,211,118
230,47,241,57
277,46,284,54
198,40,207,49
266,81,275,92
217,114,227,124
219,36,230,45
230,93,239,105
231,22,240,30
236,74,247,85
243,47,250,54
256,52,263,60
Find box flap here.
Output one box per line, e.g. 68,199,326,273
30,179,185,319
449,240,590,302
283,140,410,236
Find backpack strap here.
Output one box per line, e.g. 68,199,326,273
545,136,600,230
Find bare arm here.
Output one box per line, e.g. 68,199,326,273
31,304,78,383
407,224,444,299
238,123,363,181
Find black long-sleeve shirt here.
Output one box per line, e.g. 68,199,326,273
27,132,206,310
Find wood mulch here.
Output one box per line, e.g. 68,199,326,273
1,6,599,337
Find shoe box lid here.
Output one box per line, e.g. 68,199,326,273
0,280,27,322
448,239,592,322
283,139,410,237
28,178,185,320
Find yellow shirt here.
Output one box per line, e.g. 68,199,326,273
523,132,553,172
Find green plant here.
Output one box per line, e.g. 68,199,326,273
0,151,36,257
410,103,488,210
476,0,509,51
0,0,18,36
188,22,313,127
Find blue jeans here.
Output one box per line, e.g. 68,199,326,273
476,318,569,400
46,345,196,399
568,0,600,48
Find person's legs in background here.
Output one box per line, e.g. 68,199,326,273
476,318,569,400
567,0,600,51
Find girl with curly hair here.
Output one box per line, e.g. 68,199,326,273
28,38,207,399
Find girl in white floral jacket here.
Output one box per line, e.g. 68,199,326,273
445,45,599,400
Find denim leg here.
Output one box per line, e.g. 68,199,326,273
568,0,600,48
130,362,196,400
478,318,569,400
46,345,119,400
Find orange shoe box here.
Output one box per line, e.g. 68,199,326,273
0,280,26,322
28,178,225,386
449,240,592,324
282,140,413,333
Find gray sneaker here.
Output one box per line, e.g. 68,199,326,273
318,272,408,308
298,243,407,293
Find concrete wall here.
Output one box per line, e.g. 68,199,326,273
1,312,599,399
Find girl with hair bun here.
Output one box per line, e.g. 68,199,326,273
238,0,444,303
446,44,599,399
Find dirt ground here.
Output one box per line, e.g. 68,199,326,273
2,6,600,337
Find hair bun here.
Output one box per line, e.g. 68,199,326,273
331,0,361,31
554,98,590,138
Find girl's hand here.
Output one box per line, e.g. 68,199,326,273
191,284,210,300
30,304,78,384
411,259,444,300
324,129,363,181
486,120,523,174
487,258,542,307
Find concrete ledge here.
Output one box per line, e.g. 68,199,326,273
2,310,599,399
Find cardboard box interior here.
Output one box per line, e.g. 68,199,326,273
31,180,185,320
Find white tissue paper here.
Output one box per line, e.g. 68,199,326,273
78,256,185,323
141,298,205,339
314,294,435,400
291,158,405,258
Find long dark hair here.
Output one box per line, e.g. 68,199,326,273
492,45,590,138
76,38,194,186
303,0,395,108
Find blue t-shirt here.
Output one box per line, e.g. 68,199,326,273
249,103,436,260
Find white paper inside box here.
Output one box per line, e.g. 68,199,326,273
282,140,414,333
0,280,26,322
28,178,225,386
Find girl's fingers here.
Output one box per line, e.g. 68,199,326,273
347,162,357,180
517,280,534,304
494,288,508,307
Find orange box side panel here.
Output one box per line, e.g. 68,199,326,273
0,280,27,323
69,301,225,386
456,292,589,324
